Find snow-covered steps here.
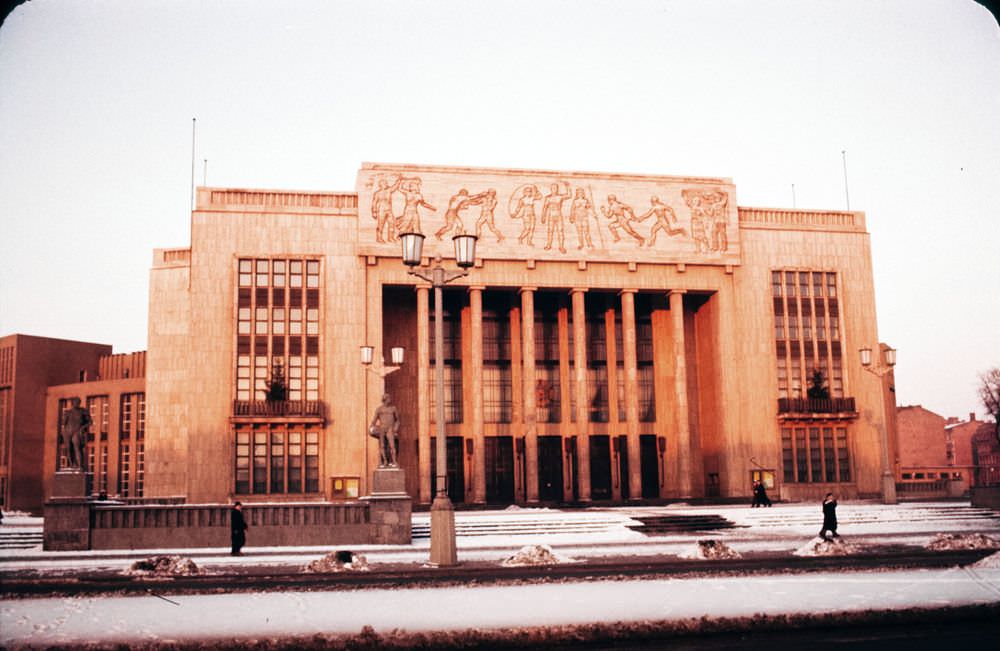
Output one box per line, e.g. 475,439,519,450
0,530,43,550
412,510,635,540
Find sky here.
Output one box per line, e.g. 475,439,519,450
0,0,997,420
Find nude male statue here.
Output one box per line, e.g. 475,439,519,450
60,398,90,471
369,393,400,467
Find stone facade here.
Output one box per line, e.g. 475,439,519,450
144,162,897,507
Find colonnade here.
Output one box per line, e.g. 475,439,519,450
412,285,700,505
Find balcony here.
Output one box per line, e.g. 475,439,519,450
777,397,857,420
231,400,325,424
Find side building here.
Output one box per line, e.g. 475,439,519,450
0,334,112,513
42,352,147,502
145,162,896,506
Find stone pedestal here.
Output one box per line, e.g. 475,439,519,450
44,471,92,551
363,467,411,545
371,466,407,495
51,470,88,498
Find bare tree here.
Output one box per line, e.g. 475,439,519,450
979,367,1000,445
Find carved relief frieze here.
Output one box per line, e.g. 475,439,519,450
357,164,740,266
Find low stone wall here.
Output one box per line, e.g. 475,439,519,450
971,486,1000,510
45,499,411,551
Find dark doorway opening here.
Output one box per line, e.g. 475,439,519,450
617,435,630,500
485,436,515,503
589,435,612,500
538,435,564,502
430,436,465,503
640,434,660,498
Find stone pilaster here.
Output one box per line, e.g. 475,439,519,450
521,287,539,502
670,290,693,498
416,285,432,504
571,289,591,502
469,286,486,503
621,289,641,500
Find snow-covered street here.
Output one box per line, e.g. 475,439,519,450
4,566,1000,646
2,501,999,647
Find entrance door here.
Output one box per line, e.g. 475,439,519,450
485,436,515,503
589,435,612,500
430,437,465,503
640,434,660,498
617,435,630,500
537,436,564,502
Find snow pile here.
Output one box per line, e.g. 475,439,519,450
926,533,999,551
303,550,370,573
501,544,575,566
123,555,202,576
793,537,861,557
971,551,1000,568
678,539,742,560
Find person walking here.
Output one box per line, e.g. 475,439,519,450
230,501,248,556
754,480,772,507
819,493,839,540
750,480,761,507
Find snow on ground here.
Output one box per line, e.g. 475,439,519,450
926,532,999,551
973,552,1000,568
303,551,370,573
2,501,998,576
122,556,202,577
793,537,863,557
2,567,998,646
501,544,576,566
677,540,741,560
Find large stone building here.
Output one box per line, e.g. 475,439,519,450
145,162,895,507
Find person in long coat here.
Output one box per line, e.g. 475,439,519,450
819,493,839,540
230,501,248,555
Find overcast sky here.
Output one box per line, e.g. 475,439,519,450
1,0,997,420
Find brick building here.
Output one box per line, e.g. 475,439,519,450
0,334,112,512
143,162,897,507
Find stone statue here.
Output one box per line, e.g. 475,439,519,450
369,393,400,467
60,398,90,471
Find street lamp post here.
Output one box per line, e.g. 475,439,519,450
859,345,898,505
399,231,477,566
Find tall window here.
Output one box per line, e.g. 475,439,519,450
236,257,321,403
781,426,852,483
637,311,655,422
483,306,512,423
235,427,321,494
772,270,844,399
428,304,462,423
534,305,561,423
587,311,609,422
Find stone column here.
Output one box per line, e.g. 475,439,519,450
621,289,642,500
671,290,693,498
521,287,539,503
416,285,432,504
571,289,591,502
509,302,524,501
557,297,572,498
469,286,486,504
604,303,621,500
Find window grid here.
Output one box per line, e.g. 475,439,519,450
772,270,844,399
236,257,321,402
781,425,852,483
235,428,321,494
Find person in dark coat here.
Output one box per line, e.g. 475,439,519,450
754,480,772,507
751,480,761,507
819,493,839,540
230,501,248,555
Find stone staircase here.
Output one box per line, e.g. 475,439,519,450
736,504,1000,529
412,513,630,539
0,530,43,550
